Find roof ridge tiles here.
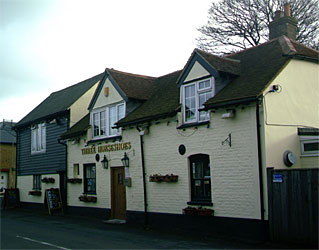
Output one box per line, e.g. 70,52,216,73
107,68,157,79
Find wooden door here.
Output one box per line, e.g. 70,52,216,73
111,167,126,219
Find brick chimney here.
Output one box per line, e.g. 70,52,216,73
269,3,297,40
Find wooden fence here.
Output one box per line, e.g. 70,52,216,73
267,168,318,246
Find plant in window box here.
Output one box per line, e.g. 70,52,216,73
68,178,82,184
165,174,178,182
197,207,214,216
78,195,97,202
149,174,162,182
29,190,42,196
48,177,55,183
41,177,49,183
183,206,198,216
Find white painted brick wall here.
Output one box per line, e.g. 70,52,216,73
66,105,261,220
18,174,59,203
123,105,261,219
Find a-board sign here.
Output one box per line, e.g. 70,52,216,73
4,188,20,208
45,188,63,214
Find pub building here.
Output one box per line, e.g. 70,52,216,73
17,8,318,242
61,30,318,241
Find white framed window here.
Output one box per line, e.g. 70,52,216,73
300,136,319,156
182,78,214,123
91,102,125,139
31,123,46,154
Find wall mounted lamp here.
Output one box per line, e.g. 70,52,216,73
101,155,109,169
121,152,129,168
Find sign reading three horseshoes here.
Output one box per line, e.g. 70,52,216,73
81,142,131,155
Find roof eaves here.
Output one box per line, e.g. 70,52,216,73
203,96,258,110
14,110,70,130
116,110,177,128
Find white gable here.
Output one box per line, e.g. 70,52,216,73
93,77,124,110
184,61,210,83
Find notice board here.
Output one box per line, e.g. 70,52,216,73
45,188,63,214
4,188,20,208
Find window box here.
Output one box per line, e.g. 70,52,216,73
67,178,82,184
41,177,55,183
183,206,214,216
149,174,178,183
78,195,97,203
29,190,42,196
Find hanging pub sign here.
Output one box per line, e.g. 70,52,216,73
81,142,131,155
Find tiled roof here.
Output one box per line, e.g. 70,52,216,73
118,36,318,126
0,121,16,144
204,36,319,109
195,49,241,76
15,73,104,129
60,113,90,140
107,68,156,101
117,70,182,127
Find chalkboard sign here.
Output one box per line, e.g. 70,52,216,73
45,188,63,215
4,188,20,208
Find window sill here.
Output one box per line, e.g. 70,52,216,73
83,192,97,195
31,150,46,155
177,121,210,130
187,201,213,206
300,154,319,157
88,135,122,144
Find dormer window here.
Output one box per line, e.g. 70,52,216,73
91,102,125,139
182,77,214,123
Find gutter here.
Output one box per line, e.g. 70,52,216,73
256,98,265,221
136,125,148,227
202,96,257,111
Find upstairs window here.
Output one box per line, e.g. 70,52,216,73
91,103,125,139
182,78,214,123
31,123,46,154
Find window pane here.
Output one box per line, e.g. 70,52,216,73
109,106,117,136
84,165,96,193
100,111,106,136
118,104,125,120
185,85,196,122
41,125,46,150
199,92,213,122
199,80,210,90
93,113,99,137
304,142,319,151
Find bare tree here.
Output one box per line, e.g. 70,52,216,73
197,0,319,53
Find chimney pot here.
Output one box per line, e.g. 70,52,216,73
284,3,291,17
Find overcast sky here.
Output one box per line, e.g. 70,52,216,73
1,0,214,122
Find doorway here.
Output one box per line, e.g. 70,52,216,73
111,167,126,220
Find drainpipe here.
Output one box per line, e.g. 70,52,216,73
58,138,68,213
256,98,265,221
136,125,148,227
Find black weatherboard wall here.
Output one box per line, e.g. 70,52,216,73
17,116,69,176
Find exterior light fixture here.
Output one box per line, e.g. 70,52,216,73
101,155,109,169
121,152,129,168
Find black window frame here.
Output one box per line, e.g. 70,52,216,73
84,164,96,194
188,154,212,205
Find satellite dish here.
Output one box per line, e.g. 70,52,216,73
283,150,297,167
